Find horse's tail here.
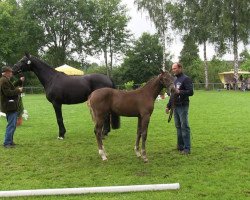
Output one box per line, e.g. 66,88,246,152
110,78,117,89
110,111,120,129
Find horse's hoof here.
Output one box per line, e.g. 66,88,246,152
57,136,64,140
143,158,149,163
102,157,108,161
135,151,141,157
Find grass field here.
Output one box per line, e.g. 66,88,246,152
0,91,249,200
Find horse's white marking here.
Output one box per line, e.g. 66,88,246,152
134,146,141,157
57,137,64,140
99,149,107,161
27,60,31,64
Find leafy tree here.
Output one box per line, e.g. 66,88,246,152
22,0,81,66
119,33,170,84
240,50,250,71
0,0,44,66
79,0,131,77
167,0,216,89
134,0,171,69
214,0,250,86
179,34,200,67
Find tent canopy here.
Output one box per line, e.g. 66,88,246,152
218,69,250,84
55,64,84,75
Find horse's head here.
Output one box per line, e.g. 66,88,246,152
159,69,175,93
13,53,33,75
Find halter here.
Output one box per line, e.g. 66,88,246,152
15,59,32,74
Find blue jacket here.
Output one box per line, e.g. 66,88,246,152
167,73,193,109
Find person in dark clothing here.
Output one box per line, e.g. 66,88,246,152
0,66,24,148
166,63,193,154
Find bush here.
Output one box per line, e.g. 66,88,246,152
124,80,134,90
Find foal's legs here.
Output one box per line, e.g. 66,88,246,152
94,118,107,161
140,115,150,162
53,103,66,139
135,117,142,157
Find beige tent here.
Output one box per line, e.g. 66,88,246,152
218,69,250,89
218,69,250,84
55,64,84,75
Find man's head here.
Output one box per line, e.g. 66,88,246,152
171,63,183,76
2,66,13,79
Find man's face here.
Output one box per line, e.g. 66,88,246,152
171,63,182,76
5,71,13,79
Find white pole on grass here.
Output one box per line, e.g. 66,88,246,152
0,183,180,197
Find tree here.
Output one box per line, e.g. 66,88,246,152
179,34,200,67
79,0,131,77
23,0,81,66
0,0,44,66
214,0,250,88
167,0,216,89
119,33,170,84
134,0,171,70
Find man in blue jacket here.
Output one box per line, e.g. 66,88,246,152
166,63,193,154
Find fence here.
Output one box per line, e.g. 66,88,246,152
23,83,225,94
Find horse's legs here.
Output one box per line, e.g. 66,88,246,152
140,115,150,162
53,103,66,139
94,119,107,161
135,117,142,157
102,113,110,137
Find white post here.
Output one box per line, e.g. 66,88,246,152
0,183,180,197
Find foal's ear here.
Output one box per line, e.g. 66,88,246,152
25,52,30,59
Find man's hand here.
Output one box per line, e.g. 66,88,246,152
19,87,23,92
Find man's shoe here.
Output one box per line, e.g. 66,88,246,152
3,144,15,148
180,149,190,155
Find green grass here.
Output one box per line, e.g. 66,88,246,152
0,91,249,200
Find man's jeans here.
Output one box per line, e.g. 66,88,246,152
4,112,18,145
174,105,191,151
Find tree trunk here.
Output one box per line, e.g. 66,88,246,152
203,41,209,90
162,32,166,71
104,49,110,77
233,2,239,90
109,39,113,77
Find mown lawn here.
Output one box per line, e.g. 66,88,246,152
0,91,249,200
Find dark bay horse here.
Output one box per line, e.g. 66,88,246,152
13,53,115,139
88,70,175,162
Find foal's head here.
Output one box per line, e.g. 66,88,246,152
13,53,33,75
159,70,175,93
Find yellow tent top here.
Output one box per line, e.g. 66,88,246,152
218,69,250,84
55,64,84,75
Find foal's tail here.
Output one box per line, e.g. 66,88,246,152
110,112,120,129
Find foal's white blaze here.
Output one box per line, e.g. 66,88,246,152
99,149,107,161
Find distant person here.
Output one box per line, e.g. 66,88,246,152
0,66,24,148
166,63,193,155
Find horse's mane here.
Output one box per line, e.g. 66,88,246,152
31,55,55,70
137,76,158,90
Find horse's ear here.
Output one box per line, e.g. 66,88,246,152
25,52,30,59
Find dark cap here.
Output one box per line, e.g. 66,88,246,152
2,66,13,73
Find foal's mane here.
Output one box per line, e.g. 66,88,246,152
138,76,158,90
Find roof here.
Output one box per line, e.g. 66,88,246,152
218,69,250,84
55,64,84,75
